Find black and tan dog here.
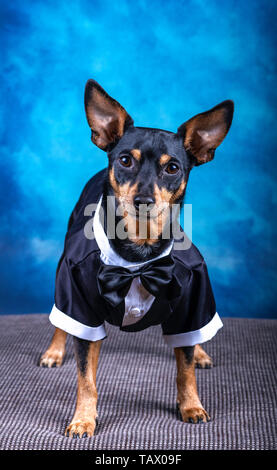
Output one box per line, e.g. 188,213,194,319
40,80,234,438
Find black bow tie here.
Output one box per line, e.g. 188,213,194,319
97,255,181,307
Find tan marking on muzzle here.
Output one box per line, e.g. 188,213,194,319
129,180,187,247
109,167,138,238
154,180,186,205
109,167,138,203
131,179,186,246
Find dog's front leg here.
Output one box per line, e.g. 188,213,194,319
66,337,102,438
174,346,210,423
194,344,213,369
39,327,67,368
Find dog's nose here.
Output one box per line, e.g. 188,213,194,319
134,195,155,211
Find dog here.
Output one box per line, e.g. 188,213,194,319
39,80,234,438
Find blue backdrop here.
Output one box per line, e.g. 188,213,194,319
1,0,276,318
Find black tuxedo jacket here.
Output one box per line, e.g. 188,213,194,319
49,169,222,347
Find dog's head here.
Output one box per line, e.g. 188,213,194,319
84,80,234,255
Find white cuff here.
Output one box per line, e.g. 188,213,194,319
49,305,107,342
163,312,223,347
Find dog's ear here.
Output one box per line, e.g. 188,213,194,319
84,79,134,151
177,100,234,166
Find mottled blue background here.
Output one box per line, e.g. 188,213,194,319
1,0,276,318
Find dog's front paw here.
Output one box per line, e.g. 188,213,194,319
194,345,213,369
65,418,98,438
179,406,210,424
39,349,64,368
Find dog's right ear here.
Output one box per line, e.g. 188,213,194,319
84,80,133,151
177,100,234,166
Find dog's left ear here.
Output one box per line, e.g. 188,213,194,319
84,79,134,151
177,100,234,165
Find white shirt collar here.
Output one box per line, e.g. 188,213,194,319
93,195,173,269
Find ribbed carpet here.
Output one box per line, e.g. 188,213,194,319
0,314,276,450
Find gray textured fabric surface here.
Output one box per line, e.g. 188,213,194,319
0,314,276,450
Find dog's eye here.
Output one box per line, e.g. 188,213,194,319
119,155,132,167
165,162,179,174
